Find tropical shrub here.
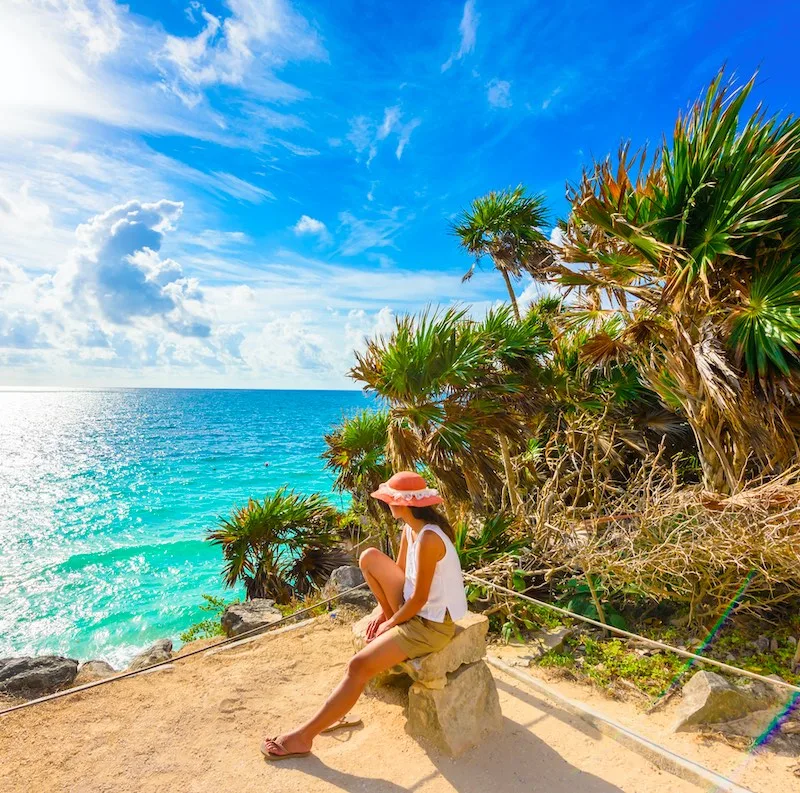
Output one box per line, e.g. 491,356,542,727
351,304,553,512
556,70,800,493
179,594,231,643
207,487,351,604
322,408,397,550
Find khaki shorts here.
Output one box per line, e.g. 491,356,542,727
387,612,455,659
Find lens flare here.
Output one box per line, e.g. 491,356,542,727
651,570,757,709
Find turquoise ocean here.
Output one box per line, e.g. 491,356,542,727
0,389,372,667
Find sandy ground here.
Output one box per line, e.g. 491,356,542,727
492,643,798,793
0,615,781,793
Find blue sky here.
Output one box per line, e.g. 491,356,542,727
0,0,796,388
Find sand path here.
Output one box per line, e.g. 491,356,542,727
0,617,734,793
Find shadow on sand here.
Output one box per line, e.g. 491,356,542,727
281,708,626,793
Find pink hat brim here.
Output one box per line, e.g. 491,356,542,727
370,488,443,508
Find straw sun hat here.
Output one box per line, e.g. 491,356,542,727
370,471,443,507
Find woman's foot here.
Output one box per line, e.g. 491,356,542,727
261,730,312,759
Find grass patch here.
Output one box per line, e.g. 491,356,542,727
579,637,684,697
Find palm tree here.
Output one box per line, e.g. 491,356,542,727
350,305,552,513
207,488,349,603
322,408,397,550
556,71,800,492
452,186,552,321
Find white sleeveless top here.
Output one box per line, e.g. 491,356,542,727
403,524,468,623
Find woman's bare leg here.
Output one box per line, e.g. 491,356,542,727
358,548,404,618
263,631,408,756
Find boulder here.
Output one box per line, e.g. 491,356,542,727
407,660,503,755
715,708,783,740
74,660,117,686
741,674,791,708
529,626,574,657
674,671,764,732
220,600,283,638
0,656,78,699
127,639,173,672
328,565,364,591
324,566,376,611
353,612,489,687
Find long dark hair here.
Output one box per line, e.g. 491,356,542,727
409,505,455,542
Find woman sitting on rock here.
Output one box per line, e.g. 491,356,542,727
261,470,468,760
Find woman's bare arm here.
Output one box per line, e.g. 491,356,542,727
378,531,445,630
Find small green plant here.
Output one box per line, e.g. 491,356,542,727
579,637,685,697
538,650,576,670
558,577,628,630
179,594,232,643
454,513,527,570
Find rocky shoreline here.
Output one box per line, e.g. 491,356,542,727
0,565,375,704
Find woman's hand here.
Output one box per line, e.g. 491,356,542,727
365,611,387,642
372,620,393,639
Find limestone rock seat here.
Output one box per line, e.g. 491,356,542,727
352,611,502,755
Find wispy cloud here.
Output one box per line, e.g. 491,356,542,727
378,106,402,140
337,208,409,256
396,119,422,159
205,171,274,203
346,107,422,165
487,79,512,108
541,86,563,110
441,0,479,72
157,0,326,107
186,230,252,251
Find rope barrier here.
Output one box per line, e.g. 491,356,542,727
0,582,370,718
464,573,800,698
4,572,798,717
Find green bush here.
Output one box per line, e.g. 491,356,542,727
179,594,233,643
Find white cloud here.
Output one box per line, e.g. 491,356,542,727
541,86,563,111
293,214,331,244
187,230,252,250
239,313,333,375
0,1,194,140
204,171,274,203
487,79,512,109
157,0,325,107
344,306,395,355
0,313,49,350
54,199,210,336
0,181,52,233
377,106,401,140
0,1,319,149
441,0,479,72
62,0,123,59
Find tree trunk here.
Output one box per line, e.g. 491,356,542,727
500,269,522,322
585,572,608,637
498,435,522,514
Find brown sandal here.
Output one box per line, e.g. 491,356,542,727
261,737,311,761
